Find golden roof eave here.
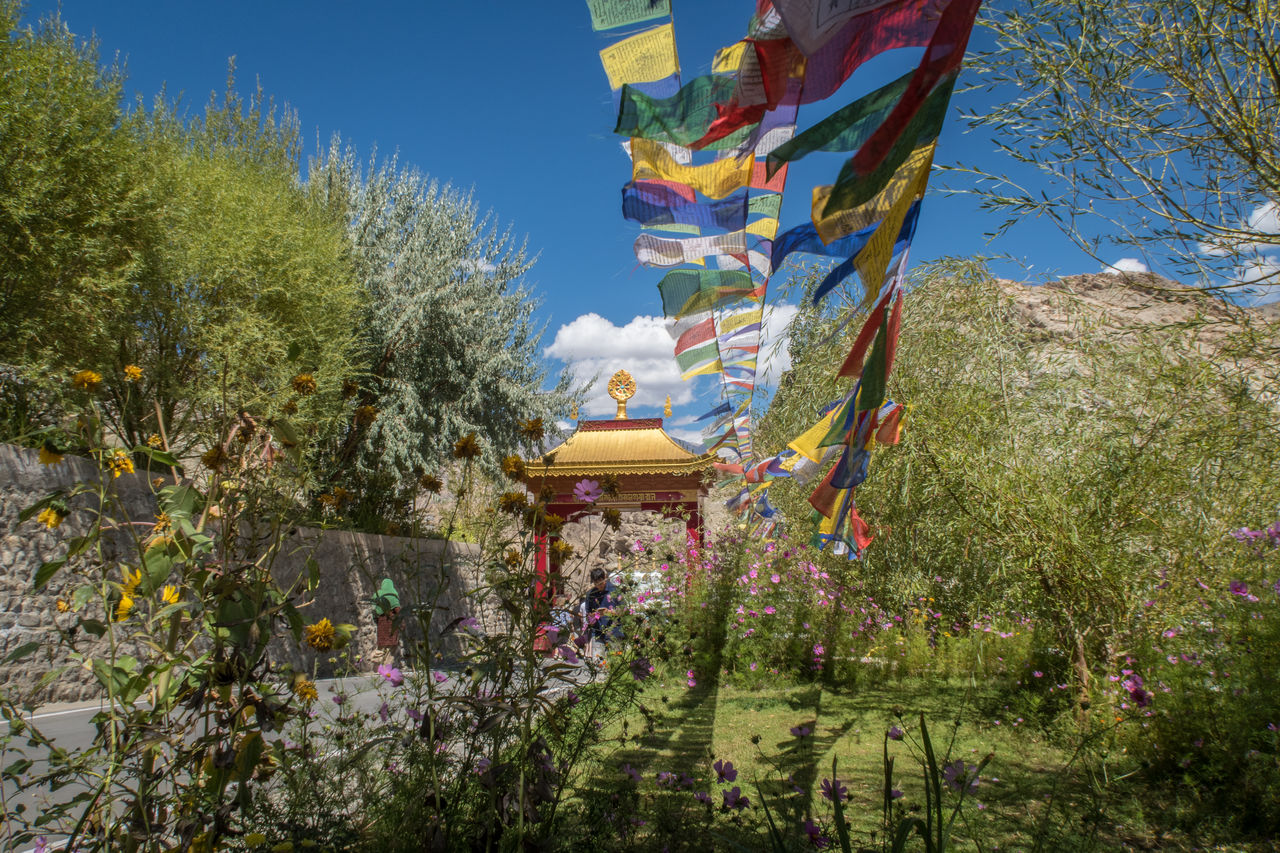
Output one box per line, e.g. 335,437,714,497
522,418,716,480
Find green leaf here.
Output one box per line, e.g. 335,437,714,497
287,341,303,361
142,547,174,592
80,619,107,637
33,558,66,590
305,557,320,591
133,445,179,467
2,642,40,664
159,484,202,518
273,419,300,448
64,535,94,559
72,584,95,608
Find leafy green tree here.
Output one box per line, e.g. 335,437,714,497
953,0,1279,298
108,84,359,455
0,2,147,374
308,143,579,523
760,259,1280,693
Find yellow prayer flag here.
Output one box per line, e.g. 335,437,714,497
599,23,679,90
854,154,932,299
747,217,780,239
631,138,754,200
788,406,842,462
712,41,748,73
718,306,763,334
683,359,724,378
811,142,936,245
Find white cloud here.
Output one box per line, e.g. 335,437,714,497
545,303,804,421
1103,257,1150,275
758,302,799,385
544,313,705,416
1230,254,1280,306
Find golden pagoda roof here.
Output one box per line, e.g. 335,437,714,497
527,418,717,477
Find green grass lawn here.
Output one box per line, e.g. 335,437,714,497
567,676,1221,852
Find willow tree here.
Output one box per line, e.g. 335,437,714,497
309,143,578,522
954,0,1279,300
759,258,1280,692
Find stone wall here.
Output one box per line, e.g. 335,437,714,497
0,443,488,704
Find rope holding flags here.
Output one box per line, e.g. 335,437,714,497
585,0,983,554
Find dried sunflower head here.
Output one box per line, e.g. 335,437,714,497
518,418,545,443
201,445,229,472
602,508,623,531
543,513,565,536
418,473,443,494
292,373,317,396
500,455,526,480
498,492,528,515
355,405,378,426
453,432,481,459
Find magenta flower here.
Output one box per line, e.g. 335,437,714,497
573,479,603,503
432,670,448,683
622,762,641,783
722,786,750,809
714,758,738,783
941,760,979,793
630,656,653,681
803,819,830,848
790,725,812,737
378,663,404,686
771,573,781,583
1230,580,1249,597
332,693,346,706
378,701,390,722
820,777,848,802
887,725,905,741
694,790,712,804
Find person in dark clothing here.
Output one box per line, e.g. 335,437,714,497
583,568,621,657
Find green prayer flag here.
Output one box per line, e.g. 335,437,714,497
616,76,757,150
765,70,913,178
856,324,890,414
820,74,957,216
657,269,757,317
748,193,783,219
586,0,670,30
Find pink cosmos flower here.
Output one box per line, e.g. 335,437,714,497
573,479,603,503
378,663,404,686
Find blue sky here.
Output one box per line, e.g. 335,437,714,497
24,0,1131,434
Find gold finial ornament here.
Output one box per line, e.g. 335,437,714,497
570,401,579,420
663,394,672,417
607,369,636,420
